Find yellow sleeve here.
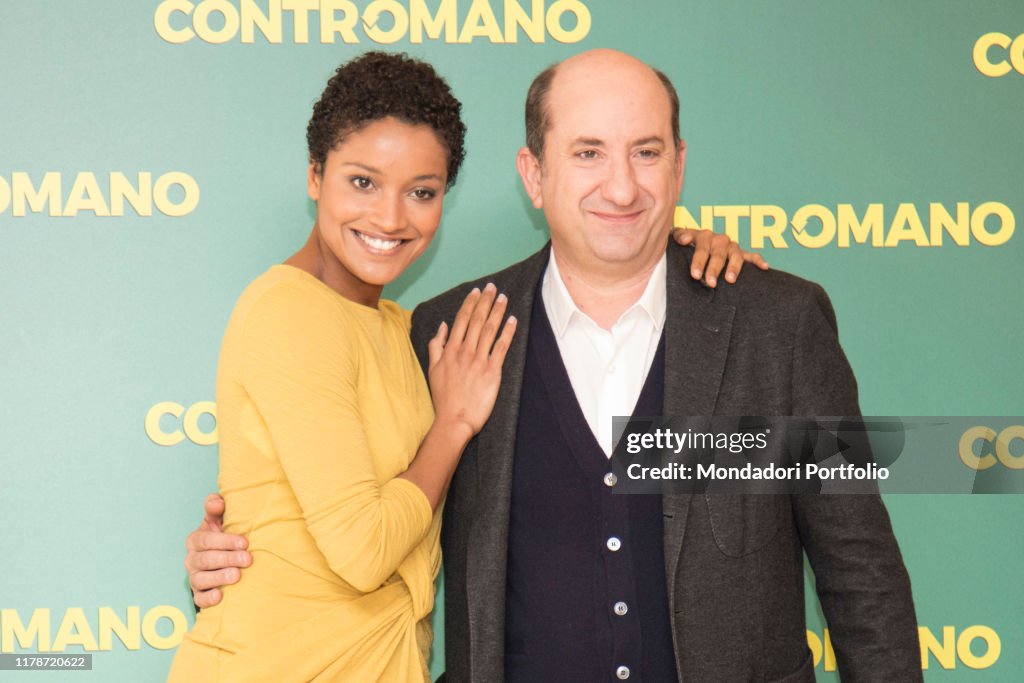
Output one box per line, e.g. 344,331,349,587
238,282,433,593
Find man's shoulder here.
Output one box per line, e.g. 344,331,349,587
413,245,549,322
667,242,832,316
727,265,829,310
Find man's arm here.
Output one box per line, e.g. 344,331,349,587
788,284,922,680
184,493,251,609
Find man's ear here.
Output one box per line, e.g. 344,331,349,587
516,147,543,209
307,163,321,202
675,138,687,194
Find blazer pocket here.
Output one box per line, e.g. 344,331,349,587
705,494,786,557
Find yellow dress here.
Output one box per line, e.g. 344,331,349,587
169,265,439,682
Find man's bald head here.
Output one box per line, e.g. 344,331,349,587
524,49,681,163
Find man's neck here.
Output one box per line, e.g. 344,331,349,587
551,249,661,330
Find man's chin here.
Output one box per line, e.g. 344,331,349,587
591,232,666,257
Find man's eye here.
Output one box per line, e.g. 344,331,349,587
351,176,373,190
576,150,599,160
637,149,660,159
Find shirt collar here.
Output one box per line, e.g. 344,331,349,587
541,247,667,338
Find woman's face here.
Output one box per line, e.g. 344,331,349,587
308,116,448,306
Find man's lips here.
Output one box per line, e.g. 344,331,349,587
589,210,645,223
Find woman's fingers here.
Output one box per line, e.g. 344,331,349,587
671,227,696,246
686,230,769,288
701,232,732,287
462,283,497,352
488,315,518,369
427,286,517,437
477,292,508,353
689,234,711,281
439,283,514,361
447,286,481,352
744,251,770,270
427,321,448,370
723,243,744,284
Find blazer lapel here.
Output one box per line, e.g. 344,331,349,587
465,245,550,678
661,242,736,604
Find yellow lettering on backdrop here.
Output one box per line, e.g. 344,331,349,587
283,0,318,43
837,204,884,248
12,172,61,217
714,205,748,242
458,0,503,43
141,606,188,650
409,0,455,43
971,202,1015,246
363,0,410,44
63,172,111,217
154,0,197,44
53,609,98,651
546,0,590,43
929,202,970,246
193,0,241,43
1,609,52,652
240,0,283,43
505,0,544,43
750,205,788,248
321,0,360,42
110,172,154,217
98,607,141,651
791,204,836,249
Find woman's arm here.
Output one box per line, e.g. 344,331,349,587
399,283,516,509
238,282,513,593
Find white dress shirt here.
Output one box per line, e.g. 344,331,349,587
541,250,667,456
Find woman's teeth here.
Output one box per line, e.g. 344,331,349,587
355,231,402,252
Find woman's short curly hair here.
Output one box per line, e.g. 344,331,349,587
307,52,466,190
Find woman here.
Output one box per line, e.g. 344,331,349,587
172,52,760,682
169,52,515,682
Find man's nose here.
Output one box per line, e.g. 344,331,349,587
601,156,639,207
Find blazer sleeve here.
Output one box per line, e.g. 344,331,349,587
788,284,923,681
239,283,433,594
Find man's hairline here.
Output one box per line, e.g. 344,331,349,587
530,63,683,168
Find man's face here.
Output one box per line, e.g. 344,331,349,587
517,51,685,280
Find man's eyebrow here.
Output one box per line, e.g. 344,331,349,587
568,136,668,148
632,136,667,147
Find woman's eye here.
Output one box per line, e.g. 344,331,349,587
411,188,437,200
351,176,373,190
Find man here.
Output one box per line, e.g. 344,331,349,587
188,50,920,681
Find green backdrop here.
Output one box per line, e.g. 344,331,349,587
1,1,1021,680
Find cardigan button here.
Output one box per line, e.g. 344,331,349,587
616,665,631,679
